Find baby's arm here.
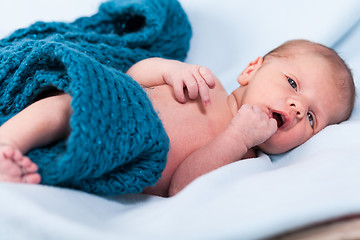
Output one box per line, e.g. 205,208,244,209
168,104,277,196
126,57,216,106
0,93,72,154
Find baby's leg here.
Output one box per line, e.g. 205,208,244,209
0,91,72,184
0,144,40,183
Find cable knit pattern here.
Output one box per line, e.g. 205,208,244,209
0,0,191,195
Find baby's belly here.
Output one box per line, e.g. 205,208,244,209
143,85,223,196
146,84,215,154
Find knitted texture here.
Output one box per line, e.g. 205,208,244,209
0,0,192,195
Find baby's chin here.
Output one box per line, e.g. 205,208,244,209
257,130,303,154
257,140,294,155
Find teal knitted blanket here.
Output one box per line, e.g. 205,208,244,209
0,0,191,195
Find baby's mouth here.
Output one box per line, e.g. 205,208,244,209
272,112,284,128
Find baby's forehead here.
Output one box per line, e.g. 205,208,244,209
288,52,343,82
316,78,351,125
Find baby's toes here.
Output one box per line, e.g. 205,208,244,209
17,155,37,170
23,173,41,184
25,160,38,173
11,148,26,164
12,152,38,172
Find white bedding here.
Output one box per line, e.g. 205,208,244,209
0,0,359,239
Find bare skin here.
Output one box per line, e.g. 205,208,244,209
0,58,275,196
0,93,72,184
0,144,40,183
0,51,347,197
126,58,277,196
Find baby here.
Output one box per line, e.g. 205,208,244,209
0,40,355,197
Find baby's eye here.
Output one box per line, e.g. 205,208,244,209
287,77,297,91
307,112,314,128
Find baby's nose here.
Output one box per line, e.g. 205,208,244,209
288,99,306,119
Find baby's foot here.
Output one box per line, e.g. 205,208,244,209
0,144,41,184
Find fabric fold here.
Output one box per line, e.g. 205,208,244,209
0,0,192,195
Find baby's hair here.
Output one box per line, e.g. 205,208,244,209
263,39,355,122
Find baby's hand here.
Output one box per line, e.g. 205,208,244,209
162,60,216,106
228,104,277,149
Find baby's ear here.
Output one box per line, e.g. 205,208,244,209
237,56,264,85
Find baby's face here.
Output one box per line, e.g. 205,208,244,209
239,55,346,154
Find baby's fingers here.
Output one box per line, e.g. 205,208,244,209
268,118,278,136
184,76,199,100
189,71,211,106
199,66,216,89
197,78,211,106
172,79,187,103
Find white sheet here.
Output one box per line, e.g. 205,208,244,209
0,0,359,239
